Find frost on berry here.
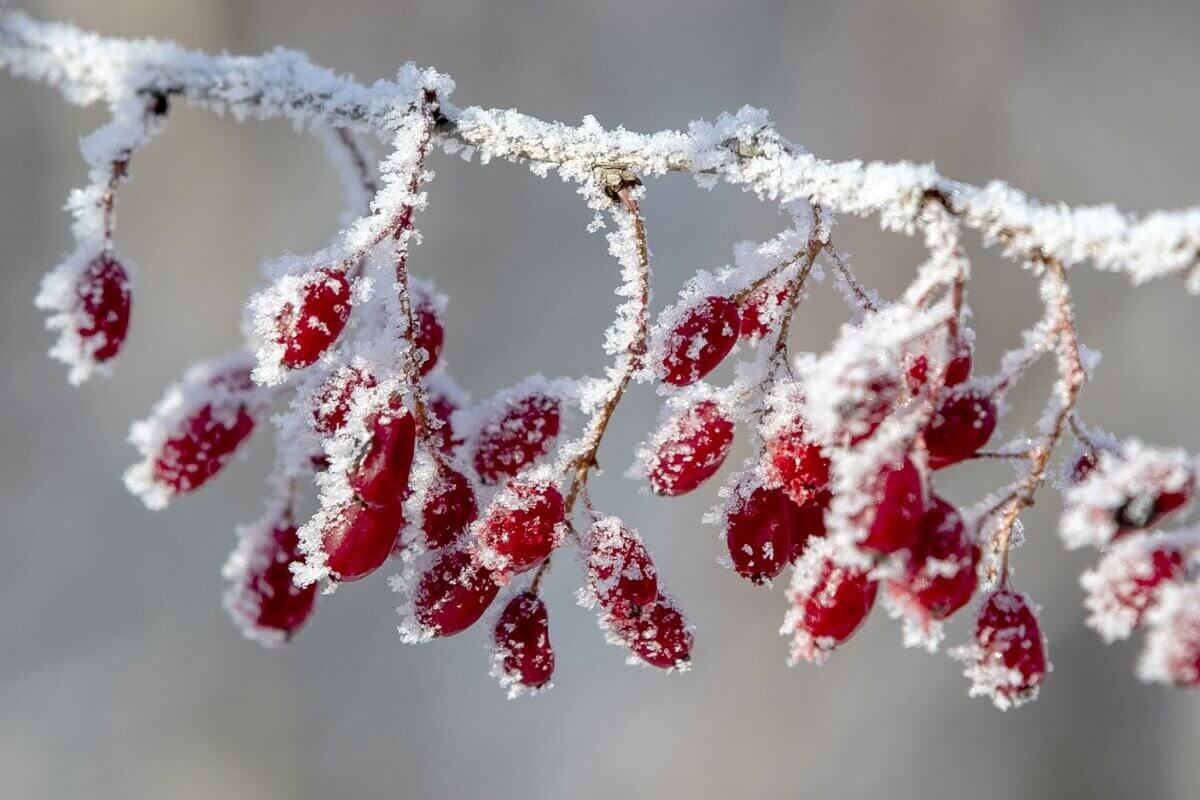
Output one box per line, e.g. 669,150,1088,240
125,353,269,509
401,547,500,641
723,483,796,585
637,398,734,497
1137,581,1200,687
467,379,563,484
855,456,925,555
425,366,469,454
315,499,405,583
582,517,658,618
763,421,830,508
412,463,478,550
611,593,694,671
954,589,1049,710
37,251,135,384
781,538,878,665
251,267,353,380
787,490,831,563
1060,440,1195,549
310,363,377,437
346,397,416,508
472,471,566,575
924,387,997,470
738,282,788,341
884,495,980,651
656,295,740,387
1081,536,1187,642
223,503,317,646
491,591,555,697
411,283,445,377
906,335,972,398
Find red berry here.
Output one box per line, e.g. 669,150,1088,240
962,589,1048,709
274,268,351,369
783,543,878,664
413,296,444,376
472,392,561,484
153,401,256,496
420,465,478,549
585,518,658,618
738,284,788,340
614,594,693,670
427,389,462,453
347,399,416,507
1082,539,1187,642
645,400,734,496
1069,451,1098,485
945,342,973,387
765,423,830,507
75,254,132,362
905,338,971,397
413,547,500,637
1139,583,1200,687
889,496,979,620
227,521,318,642
1115,484,1193,532
660,296,740,386
725,485,795,584
857,457,924,554
925,388,997,469
492,592,555,692
311,365,376,436
320,500,405,582
787,489,831,562
474,480,566,574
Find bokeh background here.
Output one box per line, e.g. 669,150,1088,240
2,1,1199,797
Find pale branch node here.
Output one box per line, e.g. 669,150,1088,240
4,11,1199,705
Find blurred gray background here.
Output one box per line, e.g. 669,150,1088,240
2,1,1199,798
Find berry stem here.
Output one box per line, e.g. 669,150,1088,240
824,245,879,314
769,207,826,368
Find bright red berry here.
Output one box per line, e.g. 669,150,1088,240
925,387,997,469
738,284,788,340
857,457,924,554
961,589,1048,709
153,397,256,496
413,547,500,638
75,253,132,362
645,400,734,496
945,342,973,387
474,480,566,574
274,268,351,369
783,541,878,664
413,295,444,376
320,500,405,582
472,392,561,484
889,496,979,620
1081,538,1187,642
311,365,376,436
492,592,555,693
614,594,693,670
725,485,795,584
347,399,416,507
765,423,830,507
226,520,317,643
659,296,740,386
585,518,658,618
420,465,478,549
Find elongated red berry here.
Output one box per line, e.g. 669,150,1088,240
725,485,795,584
420,465,478,549
348,400,416,507
472,392,561,484
765,423,830,507
788,489,831,562
659,296,740,386
1081,538,1187,642
960,589,1048,709
225,519,317,643
614,594,693,670
413,548,500,637
857,457,924,554
413,294,444,376
585,518,658,618
645,400,734,496
274,268,351,369
320,500,405,582
492,592,555,693
153,400,256,496
889,496,979,620
311,365,376,436
474,480,566,574
738,284,788,340
925,388,997,469
75,253,132,362
783,541,878,664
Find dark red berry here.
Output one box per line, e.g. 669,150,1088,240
857,457,924,554
660,296,740,386
614,594,693,669
889,496,979,620
320,500,405,582
413,296,444,376
274,268,351,369
153,402,256,496
783,545,878,664
311,365,376,436
787,489,831,562
347,399,416,507
413,547,500,637
420,465,478,549
585,518,658,618
492,592,555,691
1082,540,1187,641
925,387,997,469
472,392,561,484
1069,451,1098,484
228,521,317,641
475,480,565,574
965,589,1048,709
75,254,132,362
765,423,830,507
945,342,973,387
738,284,788,340
725,485,795,584
646,400,734,496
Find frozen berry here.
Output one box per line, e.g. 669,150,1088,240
1082,538,1187,642
765,422,830,507
412,294,444,376
659,296,740,386
645,400,734,496
787,489,831,562
925,387,997,469
311,365,376,436
857,457,924,554
783,542,878,664
614,594,693,670
585,518,658,618
347,399,416,507
153,402,256,496
738,284,788,340
320,500,405,582
725,485,795,584
274,268,351,369
427,389,462,453
474,480,566,574
492,592,555,692
472,392,561,484
889,496,979,620
961,589,1048,709
75,253,132,362
420,465,478,549
413,547,500,637
225,519,317,643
